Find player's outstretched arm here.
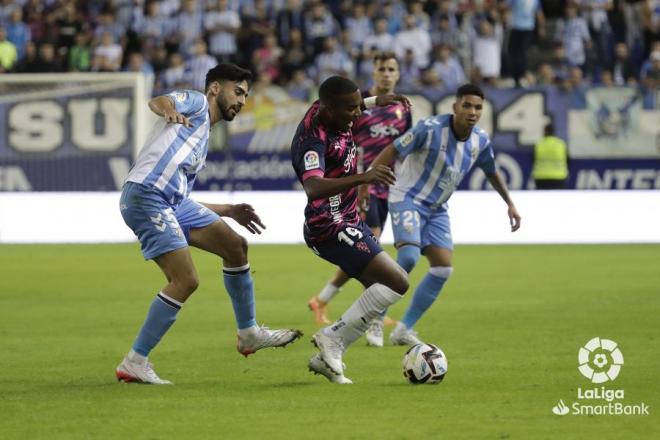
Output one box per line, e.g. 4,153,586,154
486,172,521,232
369,143,399,170
303,166,396,201
148,95,192,127
364,95,412,110
200,202,266,234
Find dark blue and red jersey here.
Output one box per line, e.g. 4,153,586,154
353,90,412,199
291,101,360,245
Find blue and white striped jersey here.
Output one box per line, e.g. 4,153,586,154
126,90,211,207
390,114,496,209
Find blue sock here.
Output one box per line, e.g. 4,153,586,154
396,245,420,273
401,267,453,329
132,292,182,357
223,264,257,329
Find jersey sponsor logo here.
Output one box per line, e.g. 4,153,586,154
304,151,320,170
369,122,401,138
400,132,414,147
438,166,464,190
329,194,342,224
343,142,357,173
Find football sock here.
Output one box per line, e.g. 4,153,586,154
318,282,340,303
223,264,257,330
396,245,421,273
401,266,453,329
132,292,182,357
324,283,402,347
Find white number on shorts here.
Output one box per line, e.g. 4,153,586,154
402,210,420,231
337,227,364,246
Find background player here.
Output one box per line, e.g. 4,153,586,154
116,64,301,384
291,76,410,384
307,52,412,348
370,83,522,345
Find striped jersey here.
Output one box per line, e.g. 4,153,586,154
291,101,359,244
390,114,496,209
354,90,412,199
126,90,211,207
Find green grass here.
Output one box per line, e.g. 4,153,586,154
0,244,658,439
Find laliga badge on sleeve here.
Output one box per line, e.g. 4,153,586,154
304,151,320,170
400,131,414,146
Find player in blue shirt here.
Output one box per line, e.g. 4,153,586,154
369,84,522,345
116,64,301,384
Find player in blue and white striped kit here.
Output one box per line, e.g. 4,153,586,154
370,84,522,345
116,64,301,384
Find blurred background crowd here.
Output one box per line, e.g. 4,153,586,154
0,0,658,97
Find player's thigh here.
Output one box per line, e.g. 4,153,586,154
120,182,189,261
154,246,199,288
357,251,409,295
389,200,422,247
188,219,246,260
421,209,454,253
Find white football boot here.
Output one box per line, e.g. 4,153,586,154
116,356,172,385
389,322,422,346
311,331,345,376
365,317,384,347
308,354,352,384
237,325,303,357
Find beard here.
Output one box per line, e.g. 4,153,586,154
216,95,237,121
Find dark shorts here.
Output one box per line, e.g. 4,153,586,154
304,220,383,278
365,194,389,230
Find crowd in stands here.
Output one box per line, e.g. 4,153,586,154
0,0,658,98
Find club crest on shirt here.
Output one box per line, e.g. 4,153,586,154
174,92,187,102
304,151,320,170
471,144,479,159
400,131,414,146
395,108,402,120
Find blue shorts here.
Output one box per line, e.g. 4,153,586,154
365,194,389,230
304,220,383,278
389,198,453,250
120,182,220,260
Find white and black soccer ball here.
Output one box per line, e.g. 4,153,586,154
402,343,448,384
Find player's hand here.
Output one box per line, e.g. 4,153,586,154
229,203,266,234
364,165,395,186
375,94,412,110
508,204,521,232
163,110,192,127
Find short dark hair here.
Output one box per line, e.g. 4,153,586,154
318,75,359,105
205,63,253,91
373,51,398,64
456,83,485,100
544,122,555,136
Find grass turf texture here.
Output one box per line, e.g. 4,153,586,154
0,243,658,439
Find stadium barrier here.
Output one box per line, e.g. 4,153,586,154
0,190,658,244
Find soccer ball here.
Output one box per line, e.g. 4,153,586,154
402,343,448,384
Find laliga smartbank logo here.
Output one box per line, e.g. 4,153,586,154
552,337,649,416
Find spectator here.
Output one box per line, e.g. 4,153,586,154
0,27,17,72
176,0,204,56
393,14,432,68
69,32,91,72
568,66,589,107
158,52,189,90
280,28,309,80
33,42,64,73
313,35,353,82
305,1,338,57
381,1,404,34
124,51,154,77
344,3,372,51
241,0,273,60
532,123,569,189
94,32,123,72
5,8,30,61
431,44,466,90
14,40,38,72
557,4,591,69
583,0,614,72
641,0,660,57
56,2,84,52
473,19,503,84
409,1,431,31
611,42,639,84
136,1,173,49
398,48,421,90
362,18,394,54
286,68,314,100
507,0,546,87
537,62,557,86
186,39,219,91
252,32,283,82
93,10,125,45
641,49,660,89
205,0,241,62
275,0,306,47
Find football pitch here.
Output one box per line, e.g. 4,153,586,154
1,243,658,439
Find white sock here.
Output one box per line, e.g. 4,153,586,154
127,348,146,364
324,283,402,347
318,282,340,303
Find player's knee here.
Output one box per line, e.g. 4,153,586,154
389,266,409,295
396,244,421,273
225,234,248,265
174,273,199,295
